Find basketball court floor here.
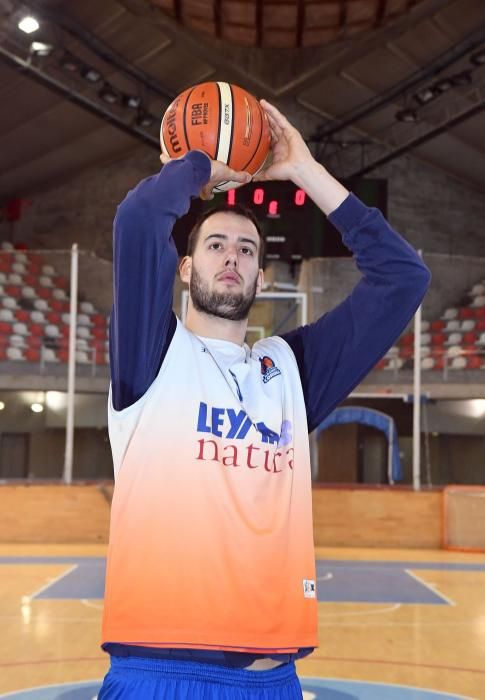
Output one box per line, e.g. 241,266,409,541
1,544,484,699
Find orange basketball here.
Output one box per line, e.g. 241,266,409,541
160,81,271,192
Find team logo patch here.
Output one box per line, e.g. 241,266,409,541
259,355,281,383
303,579,316,598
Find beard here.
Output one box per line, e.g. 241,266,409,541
189,265,258,321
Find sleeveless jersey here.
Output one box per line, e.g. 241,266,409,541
102,319,318,653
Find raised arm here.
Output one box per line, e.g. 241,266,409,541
109,151,211,411
256,100,430,432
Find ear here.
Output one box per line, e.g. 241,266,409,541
256,267,264,295
179,256,192,284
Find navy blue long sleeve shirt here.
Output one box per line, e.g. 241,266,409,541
107,150,430,665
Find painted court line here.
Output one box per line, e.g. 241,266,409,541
27,564,78,600
318,603,401,618
405,569,456,606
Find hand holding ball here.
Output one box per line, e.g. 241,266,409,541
160,81,271,193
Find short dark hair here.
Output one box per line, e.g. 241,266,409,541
187,203,265,267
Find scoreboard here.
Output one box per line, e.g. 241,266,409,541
172,179,387,264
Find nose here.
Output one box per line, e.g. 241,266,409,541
224,246,238,268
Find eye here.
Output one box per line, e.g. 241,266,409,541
209,242,222,250
241,247,254,256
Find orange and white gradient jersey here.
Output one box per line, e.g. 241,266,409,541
102,319,318,653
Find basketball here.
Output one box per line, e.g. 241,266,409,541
160,81,271,192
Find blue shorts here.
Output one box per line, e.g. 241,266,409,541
98,655,303,699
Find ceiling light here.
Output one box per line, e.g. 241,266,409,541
99,83,119,104
122,94,142,109
413,87,437,105
81,66,102,83
135,109,155,127
30,41,53,57
0,401,5,410
396,108,418,123
451,70,473,86
470,50,485,66
31,402,44,413
18,16,39,34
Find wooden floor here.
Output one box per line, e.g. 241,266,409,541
1,543,484,699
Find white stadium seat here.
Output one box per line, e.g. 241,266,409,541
446,333,462,345
422,357,435,370
77,326,91,339
13,322,29,336
2,297,18,310
42,348,59,363
76,338,89,350
421,333,431,345
45,324,61,338
384,357,404,370
421,321,430,331
477,333,485,346
446,345,463,357
471,295,485,308
39,275,53,287
6,346,25,360
460,320,476,332
0,309,14,322
12,262,26,275
444,320,460,332
31,311,46,323
385,346,399,358
0,272,6,284
450,357,467,369
10,334,26,348
471,283,485,296
21,286,36,299
442,308,458,320
61,313,71,325
42,265,55,275
52,288,67,300
77,313,91,326
1,242,14,250
80,301,94,314
75,350,90,364
7,273,22,285
13,253,28,264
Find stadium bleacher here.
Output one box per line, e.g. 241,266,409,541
0,242,109,369
377,277,485,372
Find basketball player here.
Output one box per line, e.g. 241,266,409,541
98,101,430,699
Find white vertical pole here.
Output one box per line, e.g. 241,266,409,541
412,250,423,491
63,244,78,484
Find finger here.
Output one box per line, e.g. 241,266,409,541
260,99,294,132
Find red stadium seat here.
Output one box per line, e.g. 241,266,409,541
458,307,474,319
25,348,40,362
400,333,414,346
0,322,12,335
92,314,107,326
463,332,478,345
47,312,61,324
430,320,445,331
431,333,446,345
476,308,485,319
15,310,30,322
23,274,37,286
29,323,44,337
5,285,21,298
37,287,52,300
467,356,482,369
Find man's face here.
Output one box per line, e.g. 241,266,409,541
181,212,263,322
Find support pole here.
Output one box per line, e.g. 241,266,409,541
63,244,78,484
412,250,423,491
